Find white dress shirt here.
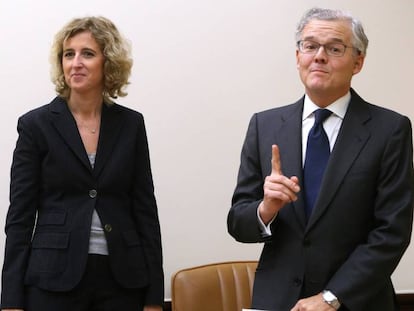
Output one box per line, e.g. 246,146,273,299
258,92,350,235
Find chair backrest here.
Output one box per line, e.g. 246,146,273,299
171,260,258,311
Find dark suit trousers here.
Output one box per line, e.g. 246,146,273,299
25,255,145,311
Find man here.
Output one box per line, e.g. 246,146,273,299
227,7,413,311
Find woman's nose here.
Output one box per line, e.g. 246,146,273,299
72,54,83,67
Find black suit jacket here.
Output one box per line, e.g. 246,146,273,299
1,97,164,308
228,89,414,311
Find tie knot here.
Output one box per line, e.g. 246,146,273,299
314,109,332,125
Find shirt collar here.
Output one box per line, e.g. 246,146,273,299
302,91,350,121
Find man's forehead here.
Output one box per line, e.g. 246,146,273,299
301,19,352,42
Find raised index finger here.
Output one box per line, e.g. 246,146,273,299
271,144,283,175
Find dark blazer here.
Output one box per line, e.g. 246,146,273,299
1,97,164,308
228,89,414,311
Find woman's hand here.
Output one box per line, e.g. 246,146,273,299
143,305,163,311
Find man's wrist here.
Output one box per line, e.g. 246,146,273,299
322,290,341,310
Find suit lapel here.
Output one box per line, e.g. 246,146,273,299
277,99,308,229
49,97,92,171
307,90,371,230
93,103,124,178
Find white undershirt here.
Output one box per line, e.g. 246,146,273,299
87,153,109,255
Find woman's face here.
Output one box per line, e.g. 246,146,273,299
62,31,105,97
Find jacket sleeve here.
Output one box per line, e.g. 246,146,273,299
228,113,270,243
131,116,164,306
1,116,40,308
327,115,414,310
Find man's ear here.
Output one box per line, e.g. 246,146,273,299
352,54,365,75
296,49,300,69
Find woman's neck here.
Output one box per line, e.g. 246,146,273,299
68,93,103,118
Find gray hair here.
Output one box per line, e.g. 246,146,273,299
295,7,368,56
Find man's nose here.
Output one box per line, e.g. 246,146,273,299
314,45,328,62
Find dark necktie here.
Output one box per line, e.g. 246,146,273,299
303,109,332,220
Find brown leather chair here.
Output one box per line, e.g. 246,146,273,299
171,261,258,311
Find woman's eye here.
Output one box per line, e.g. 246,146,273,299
83,51,95,58
63,51,74,58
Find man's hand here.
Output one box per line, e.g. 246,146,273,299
259,144,300,224
290,293,336,311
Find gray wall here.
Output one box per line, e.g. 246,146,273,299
0,0,413,299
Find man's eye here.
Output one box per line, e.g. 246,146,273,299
329,45,343,53
304,43,317,50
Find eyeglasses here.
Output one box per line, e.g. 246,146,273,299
297,40,356,57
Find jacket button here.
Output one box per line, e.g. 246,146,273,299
89,189,97,198
104,224,112,232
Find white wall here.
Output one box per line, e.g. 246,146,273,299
0,0,413,299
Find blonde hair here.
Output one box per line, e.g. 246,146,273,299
50,16,133,104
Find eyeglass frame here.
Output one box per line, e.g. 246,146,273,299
296,39,359,57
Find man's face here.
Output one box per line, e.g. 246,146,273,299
296,19,364,105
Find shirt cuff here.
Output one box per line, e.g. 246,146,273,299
257,205,276,236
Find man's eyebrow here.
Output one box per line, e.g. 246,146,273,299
302,36,346,43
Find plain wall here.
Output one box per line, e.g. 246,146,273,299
0,0,413,299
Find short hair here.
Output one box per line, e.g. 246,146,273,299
50,16,133,104
295,7,369,56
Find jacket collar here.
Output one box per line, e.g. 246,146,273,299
49,96,124,177
273,89,371,231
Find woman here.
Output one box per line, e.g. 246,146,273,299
1,16,164,311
